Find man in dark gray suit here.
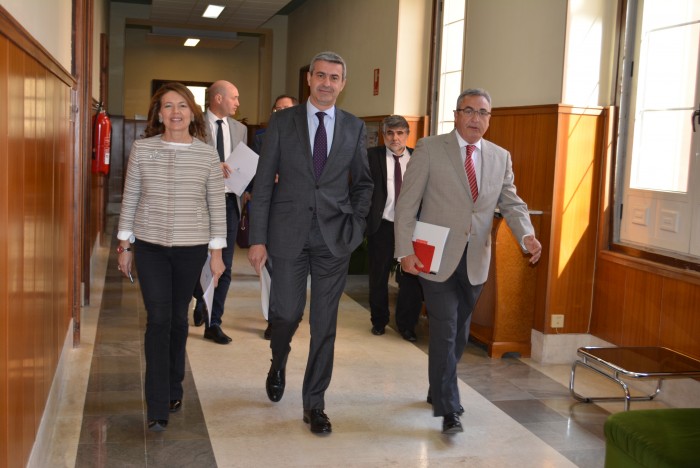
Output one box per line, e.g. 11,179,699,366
248,51,373,435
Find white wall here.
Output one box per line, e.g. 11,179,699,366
394,0,433,117
286,0,431,118
1,0,72,70
562,0,619,106
261,15,290,112
464,0,567,107
122,28,261,121
92,0,108,103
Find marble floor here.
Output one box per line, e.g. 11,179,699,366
34,223,670,467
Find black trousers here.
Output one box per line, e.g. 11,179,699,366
367,219,422,331
419,245,483,417
135,239,208,420
268,217,351,410
193,193,238,326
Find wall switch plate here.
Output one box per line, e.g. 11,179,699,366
551,314,565,328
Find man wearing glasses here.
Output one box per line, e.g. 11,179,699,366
394,88,542,434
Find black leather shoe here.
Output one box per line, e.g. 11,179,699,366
148,419,168,432
169,400,182,413
371,326,385,336
303,409,332,434
204,325,231,344
400,329,417,342
442,413,463,434
266,365,285,402
193,301,206,327
263,322,272,340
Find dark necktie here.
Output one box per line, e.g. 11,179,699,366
392,153,403,202
465,144,478,201
216,119,225,162
313,112,327,179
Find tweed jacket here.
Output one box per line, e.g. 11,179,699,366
118,135,227,247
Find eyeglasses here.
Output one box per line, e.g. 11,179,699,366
455,107,491,118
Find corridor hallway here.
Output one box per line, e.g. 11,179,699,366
33,218,627,467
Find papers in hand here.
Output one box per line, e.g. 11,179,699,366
224,141,259,195
199,253,215,327
412,221,450,274
259,261,272,320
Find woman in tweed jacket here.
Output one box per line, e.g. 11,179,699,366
116,82,226,432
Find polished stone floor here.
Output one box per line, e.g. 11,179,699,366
36,223,669,467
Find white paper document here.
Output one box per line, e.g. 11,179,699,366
412,221,450,274
224,141,259,195
199,253,215,327
260,261,272,320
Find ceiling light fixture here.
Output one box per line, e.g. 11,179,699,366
184,38,200,47
202,5,225,19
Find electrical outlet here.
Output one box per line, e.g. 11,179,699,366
551,314,565,328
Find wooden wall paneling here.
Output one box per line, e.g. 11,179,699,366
7,40,27,468
590,257,626,343
1,7,77,466
0,32,9,468
485,106,558,333
621,268,662,345
546,108,602,333
659,278,700,359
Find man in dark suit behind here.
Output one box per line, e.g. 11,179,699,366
248,51,373,435
192,80,248,345
366,115,422,341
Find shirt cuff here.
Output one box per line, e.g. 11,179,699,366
117,231,136,243
209,237,227,249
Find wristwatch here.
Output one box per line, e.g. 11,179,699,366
116,245,132,254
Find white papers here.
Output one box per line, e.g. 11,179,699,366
199,253,215,327
224,141,259,195
260,262,272,320
412,221,450,274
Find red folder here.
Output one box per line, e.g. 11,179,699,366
412,239,435,273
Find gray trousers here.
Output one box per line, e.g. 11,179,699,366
420,245,483,417
268,218,351,410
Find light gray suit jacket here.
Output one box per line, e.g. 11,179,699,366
394,130,534,284
206,116,248,160
249,103,373,258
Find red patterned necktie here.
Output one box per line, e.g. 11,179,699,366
465,144,478,201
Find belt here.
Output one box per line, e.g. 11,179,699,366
225,192,237,198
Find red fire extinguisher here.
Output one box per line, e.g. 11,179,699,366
92,106,112,175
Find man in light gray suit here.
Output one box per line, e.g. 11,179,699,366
192,80,248,345
248,51,373,434
395,88,542,434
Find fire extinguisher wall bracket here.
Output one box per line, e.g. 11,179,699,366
92,109,112,175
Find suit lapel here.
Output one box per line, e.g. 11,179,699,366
293,106,314,177
380,146,388,196
445,130,470,199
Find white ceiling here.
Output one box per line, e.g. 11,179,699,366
147,0,295,30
